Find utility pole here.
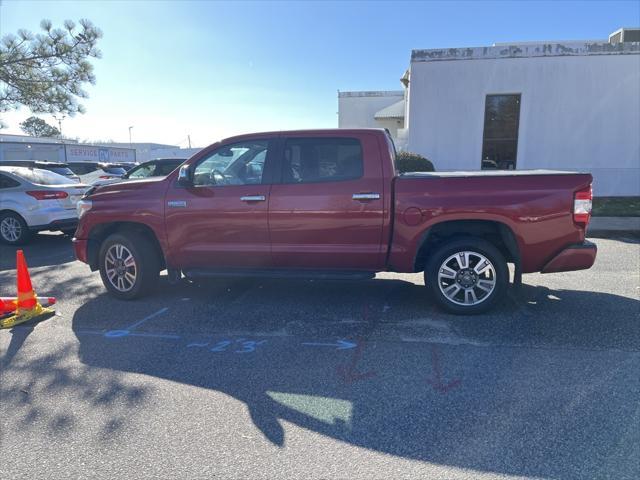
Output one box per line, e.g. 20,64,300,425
187,135,191,148
52,114,65,137
128,126,133,147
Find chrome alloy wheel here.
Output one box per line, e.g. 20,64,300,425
104,244,137,292
437,251,497,306
0,216,22,242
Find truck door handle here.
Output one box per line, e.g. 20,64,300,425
240,195,266,202
352,193,380,201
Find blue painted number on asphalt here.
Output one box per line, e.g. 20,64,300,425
186,339,267,353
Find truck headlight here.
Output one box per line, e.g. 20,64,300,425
77,199,93,219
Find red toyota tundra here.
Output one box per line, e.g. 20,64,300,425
73,129,596,314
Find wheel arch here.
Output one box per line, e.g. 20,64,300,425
0,208,26,220
413,219,521,279
87,221,166,271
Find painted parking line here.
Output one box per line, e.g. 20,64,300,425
98,307,170,338
78,329,180,340
125,307,169,331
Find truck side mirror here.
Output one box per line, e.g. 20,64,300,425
177,165,193,187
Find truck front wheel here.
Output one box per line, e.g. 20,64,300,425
425,237,508,315
98,232,160,300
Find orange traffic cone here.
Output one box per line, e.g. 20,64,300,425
1,296,56,314
16,250,38,311
0,250,56,328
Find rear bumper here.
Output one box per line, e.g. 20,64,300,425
29,218,78,232
541,241,597,273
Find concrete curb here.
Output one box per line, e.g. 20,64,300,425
588,216,640,235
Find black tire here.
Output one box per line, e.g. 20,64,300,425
425,237,508,315
98,232,160,300
0,211,31,245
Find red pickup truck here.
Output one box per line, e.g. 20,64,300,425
73,129,596,314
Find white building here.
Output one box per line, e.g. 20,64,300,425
338,90,405,140
338,28,640,196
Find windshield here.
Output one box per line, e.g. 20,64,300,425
126,163,155,179
102,167,127,175
46,166,76,177
9,167,74,185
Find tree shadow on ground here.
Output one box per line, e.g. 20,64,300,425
1,338,152,443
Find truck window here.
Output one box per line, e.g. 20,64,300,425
193,140,268,186
281,137,363,184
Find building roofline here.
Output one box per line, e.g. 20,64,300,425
0,133,71,144
338,90,404,98
411,41,640,63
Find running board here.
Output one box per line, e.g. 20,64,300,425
182,268,376,281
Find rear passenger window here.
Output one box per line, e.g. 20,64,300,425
0,173,20,189
282,137,363,184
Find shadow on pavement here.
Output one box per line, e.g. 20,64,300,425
67,277,639,480
0,337,151,442
0,232,76,270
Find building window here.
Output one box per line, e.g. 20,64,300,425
481,94,521,170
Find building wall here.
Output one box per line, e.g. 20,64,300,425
338,91,404,129
0,142,65,162
0,136,137,163
407,52,640,196
140,147,202,162
374,117,404,138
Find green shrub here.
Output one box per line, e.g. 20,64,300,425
592,197,640,217
395,151,435,173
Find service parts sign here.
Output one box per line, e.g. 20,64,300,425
65,145,136,162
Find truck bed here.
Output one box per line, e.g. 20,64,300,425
389,170,593,273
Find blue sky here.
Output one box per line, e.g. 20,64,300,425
1,0,638,146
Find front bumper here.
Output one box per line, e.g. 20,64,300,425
73,237,89,264
541,241,597,273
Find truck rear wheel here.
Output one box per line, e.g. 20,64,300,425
425,237,508,315
99,232,160,300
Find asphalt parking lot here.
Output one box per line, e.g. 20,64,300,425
1,233,639,480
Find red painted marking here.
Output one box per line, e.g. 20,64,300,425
426,345,461,394
336,339,377,384
336,305,377,384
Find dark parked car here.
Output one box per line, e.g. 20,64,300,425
92,158,186,186
67,162,128,185
0,160,80,182
125,158,185,178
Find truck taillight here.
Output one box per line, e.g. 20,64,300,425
26,191,69,200
573,186,592,226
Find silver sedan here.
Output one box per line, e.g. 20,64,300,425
0,166,88,245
